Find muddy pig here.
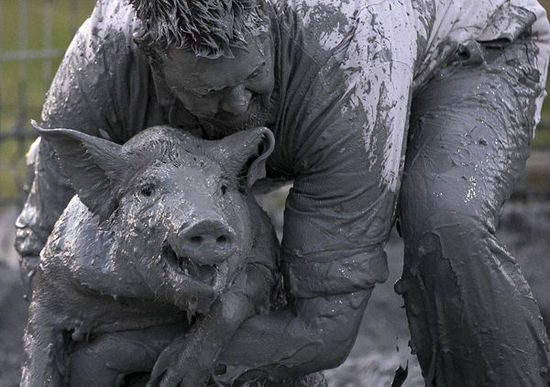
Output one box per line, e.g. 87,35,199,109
21,123,280,386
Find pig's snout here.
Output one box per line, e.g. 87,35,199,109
176,220,236,265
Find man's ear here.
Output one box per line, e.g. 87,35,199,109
32,120,129,221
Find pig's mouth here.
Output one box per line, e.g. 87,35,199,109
162,242,217,286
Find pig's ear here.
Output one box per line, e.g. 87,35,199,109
216,127,275,188
32,120,127,221
245,127,275,187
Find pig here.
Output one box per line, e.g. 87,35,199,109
21,122,282,386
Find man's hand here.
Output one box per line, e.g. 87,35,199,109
213,368,329,386
148,265,271,387
147,333,212,387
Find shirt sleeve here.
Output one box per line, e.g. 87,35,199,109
268,0,417,298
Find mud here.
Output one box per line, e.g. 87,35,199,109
8,0,550,384
2,191,550,386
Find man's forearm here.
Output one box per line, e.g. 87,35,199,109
15,137,75,298
15,138,75,255
216,289,372,382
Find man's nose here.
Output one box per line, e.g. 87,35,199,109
220,85,252,115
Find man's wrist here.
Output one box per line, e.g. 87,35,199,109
282,247,387,298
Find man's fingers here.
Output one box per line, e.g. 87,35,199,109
158,366,211,387
147,363,168,387
149,346,181,384
159,367,182,387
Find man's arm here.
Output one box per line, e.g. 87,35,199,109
15,0,134,295
213,0,416,381
217,289,371,382
215,141,391,381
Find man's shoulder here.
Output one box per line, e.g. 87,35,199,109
89,0,140,40
59,0,144,95
42,0,156,140
70,0,140,61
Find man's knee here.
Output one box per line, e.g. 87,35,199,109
400,179,489,248
397,178,502,304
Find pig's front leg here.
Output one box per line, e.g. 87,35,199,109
148,263,273,387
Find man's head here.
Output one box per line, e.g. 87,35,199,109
130,0,276,136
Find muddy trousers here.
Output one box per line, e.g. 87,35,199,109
397,38,550,386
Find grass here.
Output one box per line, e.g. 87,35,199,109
1,0,550,204
0,0,96,203
536,113,550,146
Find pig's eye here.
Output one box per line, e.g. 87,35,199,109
221,185,228,195
140,183,155,197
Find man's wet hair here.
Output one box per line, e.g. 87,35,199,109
130,0,267,59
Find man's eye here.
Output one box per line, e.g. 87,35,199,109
171,87,214,98
140,183,155,197
248,67,263,79
249,61,267,79
191,89,218,98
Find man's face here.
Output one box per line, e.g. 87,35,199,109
159,34,275,136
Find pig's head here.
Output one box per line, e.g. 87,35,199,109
33,121,275,316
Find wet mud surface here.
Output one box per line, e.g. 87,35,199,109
1,197,550,386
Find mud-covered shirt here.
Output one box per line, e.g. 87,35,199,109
18,0,550,298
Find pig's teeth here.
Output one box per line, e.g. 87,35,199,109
197,264,214,279
165,247,216,285
188,260,198,277
181,257,189,274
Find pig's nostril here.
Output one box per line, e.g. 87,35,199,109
187,234,229,245
190,236,203,244
179,221,235,263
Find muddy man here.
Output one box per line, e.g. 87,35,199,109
15,0,550,385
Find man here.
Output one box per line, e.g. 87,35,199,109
15,0,550,385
